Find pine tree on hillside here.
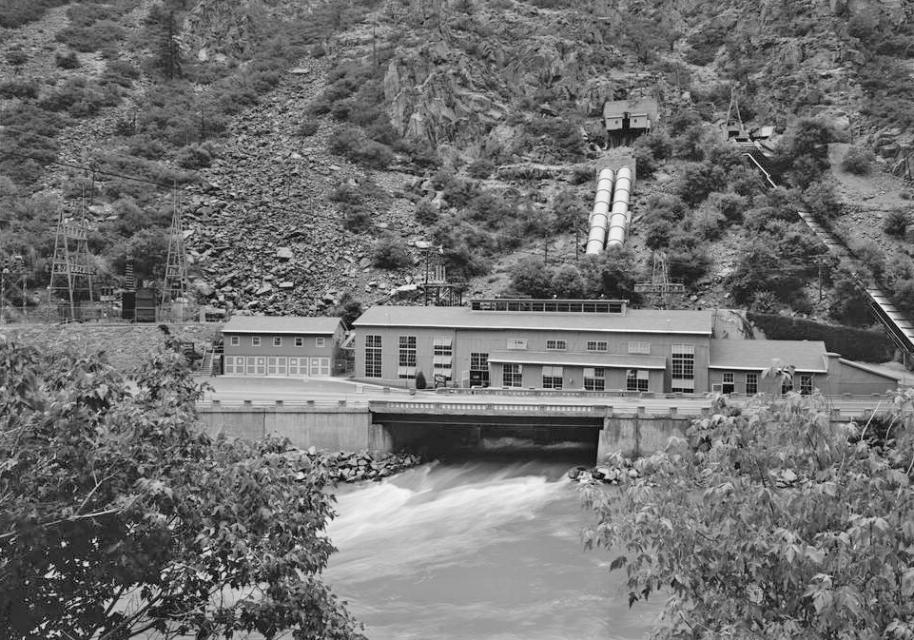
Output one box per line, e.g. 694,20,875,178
148,4,182,80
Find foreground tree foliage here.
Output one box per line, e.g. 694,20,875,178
585,391,914,639
0,339,363,640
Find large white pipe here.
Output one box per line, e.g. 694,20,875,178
585,168,614,255
606,166,632,249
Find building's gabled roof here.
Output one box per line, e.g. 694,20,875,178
709,339,827,373
222,315,341,335
602,98,659,120
353,305,714,335
488,350,668,370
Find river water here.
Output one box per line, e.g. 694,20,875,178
325,440,661,640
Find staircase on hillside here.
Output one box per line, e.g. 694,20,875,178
200,349,214,375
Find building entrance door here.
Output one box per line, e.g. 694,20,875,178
469,370,489,387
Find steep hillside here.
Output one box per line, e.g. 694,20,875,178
1,0,912,327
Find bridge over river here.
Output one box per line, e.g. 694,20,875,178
197,377,909,461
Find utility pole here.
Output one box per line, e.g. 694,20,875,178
0,266,6,325
818,255,823,303
0,219,5,325
416,240,431,306
21,267,27,317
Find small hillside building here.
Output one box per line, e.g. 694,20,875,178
221,315,344,377
351,300,901,395
603,97,658,147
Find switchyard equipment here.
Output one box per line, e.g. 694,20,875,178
50,209,96,322
722,87,752,145
723,87,775,153
635,252,685,309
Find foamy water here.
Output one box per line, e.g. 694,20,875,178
325,445,661,639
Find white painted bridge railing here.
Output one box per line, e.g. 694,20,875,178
195,397,911,421
370,401,610,414
198,399,369,409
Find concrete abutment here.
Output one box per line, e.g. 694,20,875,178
596,413,692,461
197,407,381,452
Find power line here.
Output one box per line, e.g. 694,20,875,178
0,150,174,187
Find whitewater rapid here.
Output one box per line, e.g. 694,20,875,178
325,445,660,639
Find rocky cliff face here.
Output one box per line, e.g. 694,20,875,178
379,3,626,148
182,0,322,60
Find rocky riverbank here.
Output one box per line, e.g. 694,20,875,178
568,451,645,485
304,447,421,484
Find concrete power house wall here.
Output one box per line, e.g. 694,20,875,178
351,301,901,395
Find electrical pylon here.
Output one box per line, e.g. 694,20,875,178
50,207,95,321
634,252,684,309
161,185,187,307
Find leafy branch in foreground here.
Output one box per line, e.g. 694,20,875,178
0,338,363,640
584,390,914,639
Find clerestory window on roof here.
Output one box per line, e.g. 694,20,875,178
470,299,626,313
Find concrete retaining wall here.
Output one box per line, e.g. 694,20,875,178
597,415,692,460
198,406,379,451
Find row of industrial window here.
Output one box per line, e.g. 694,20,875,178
507,339,653,353
223,356,331,376
499,366,651,391
364,335,459,381
228,335,327,348
718,372,813,395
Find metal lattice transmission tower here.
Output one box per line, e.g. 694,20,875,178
124,255,136,291
634,252,684,309
50,208,96,320
161,187,187,306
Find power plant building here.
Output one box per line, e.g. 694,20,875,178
351,300,900,395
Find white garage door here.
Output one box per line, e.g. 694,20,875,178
310,357,330,377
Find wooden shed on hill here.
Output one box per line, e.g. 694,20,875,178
603,97,658,147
